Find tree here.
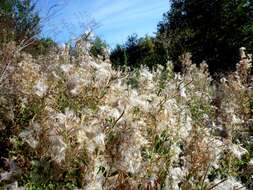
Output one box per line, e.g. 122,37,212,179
110,34,167,69
157,0,253,73
0,0,40,44
110,45,127,68
90,37,108,59
24,38,57,56
125,34,140,68
0,0,58,56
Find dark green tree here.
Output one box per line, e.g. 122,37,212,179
157,0,253,73
110,34,167,69
90,37,108,59
110,45,127,68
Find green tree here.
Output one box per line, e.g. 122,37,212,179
110,45,127,68
24,38,57,56
90,37,108,59
110,34,167,69
0,0,40,44
157,0,253,73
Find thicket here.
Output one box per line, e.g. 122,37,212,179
0,43,253,189
157,0,253,73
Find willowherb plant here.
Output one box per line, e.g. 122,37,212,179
0,45,252,190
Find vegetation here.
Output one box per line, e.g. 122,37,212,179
0,0,56,56
110,0,253,74
24,38,58,56
0,41,253,189
157,0,253,73
1,0,253,189
0,0,40,44
110,34,167,70
89,37,108,59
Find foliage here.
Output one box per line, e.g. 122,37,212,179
89,37,108,59
0,37,253,189
0,0,41,44
157,0,253,73
110,34,167,69
0,1,57,57
25,38,58,56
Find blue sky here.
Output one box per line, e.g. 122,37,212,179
37,0,169,48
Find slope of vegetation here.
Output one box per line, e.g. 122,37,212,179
0,44,253,189
1,0,253,189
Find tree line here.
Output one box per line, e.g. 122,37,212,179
111,0,253,74
110,34,167,69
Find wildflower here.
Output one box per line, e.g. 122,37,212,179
229,144,248,159
76,129,87,145
212,177,246,190
179,83,187,98
19,122,41,149
165,167,186,190
19,130,38,149
148,175,158,188
231,114,243,124
132,129,148,146
53,108,80,130
60,64,74,74
99,106,121,119
48,131,67,163
170,143,182,162
140,67,153,81
33,80,48,97
94,133,106,151
179,115,192,139
0,160,21,184
67,76,85,96
129,90,150,112
240,47,247,59
121,147,143,174
95,63,112,86
5,181,25,190
84,156,107,190
220,77,228,84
